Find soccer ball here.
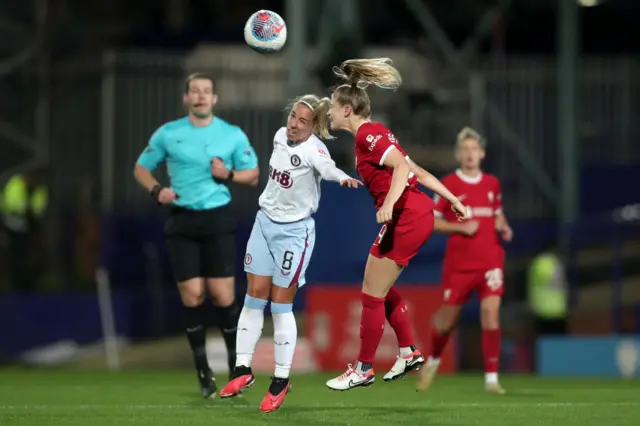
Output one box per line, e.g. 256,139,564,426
244,10,287,54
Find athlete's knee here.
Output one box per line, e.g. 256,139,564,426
362,279,389,298
480,296,501,329
206,277,235,307
271,283,297,305
480,307,500,329
178,278,206,306
247,273,272,300
434,305,460,333
362,257,399,298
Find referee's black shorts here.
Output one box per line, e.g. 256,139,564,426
163,204,236,282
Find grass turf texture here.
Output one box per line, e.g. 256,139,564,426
0,370,638,425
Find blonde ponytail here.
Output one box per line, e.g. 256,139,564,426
312,97,333,139
333,58,402,90
331,58,402,118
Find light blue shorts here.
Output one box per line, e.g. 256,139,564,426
244,210,316,288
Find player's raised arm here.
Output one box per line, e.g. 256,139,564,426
305,97,362,188
405,156,469,221
309,143,362,187
381,147,412,205
430,187,478,237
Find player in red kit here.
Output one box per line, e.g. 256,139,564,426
323,58,470,391
417,127,513,394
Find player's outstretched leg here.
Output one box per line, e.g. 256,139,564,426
417,305,460,392
481,295,505,394
325,291,383,390
259,301,296,412
383,287,424,381
327,256,402,391
219,294,266,398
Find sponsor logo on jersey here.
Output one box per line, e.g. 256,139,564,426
488,191,494,203
368,134,382,151
317,148,329,157
387,132,397,143
290,154,301,167
471,207,494,217
269,166,293,189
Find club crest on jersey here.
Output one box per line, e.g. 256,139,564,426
290,154,301,167
244,253,252,265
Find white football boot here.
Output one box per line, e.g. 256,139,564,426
383,349,425,381
326,364,375,391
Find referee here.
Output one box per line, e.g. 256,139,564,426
134,72,259,398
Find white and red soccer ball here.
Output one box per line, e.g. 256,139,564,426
244,10,287,54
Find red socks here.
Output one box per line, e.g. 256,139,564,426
384,287,414,348
429,326,451,359
482,328,501,373
357,292,386,364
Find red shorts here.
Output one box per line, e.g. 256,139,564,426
370,210,434,267
441,263,505,305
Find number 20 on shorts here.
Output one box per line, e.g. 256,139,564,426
484,268,503,291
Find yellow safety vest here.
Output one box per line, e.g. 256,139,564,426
527,253,568,319
1,174,47,232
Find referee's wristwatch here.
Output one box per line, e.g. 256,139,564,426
150,184,164,201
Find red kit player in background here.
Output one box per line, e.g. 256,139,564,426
324,58,470,391
417,127,514,394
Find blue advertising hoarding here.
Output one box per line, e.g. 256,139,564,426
538,336,640,378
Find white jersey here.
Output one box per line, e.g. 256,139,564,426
259,127,351,223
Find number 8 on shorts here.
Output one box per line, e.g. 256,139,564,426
244,210,316,288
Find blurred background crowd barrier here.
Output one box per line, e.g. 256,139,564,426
1,0,639,377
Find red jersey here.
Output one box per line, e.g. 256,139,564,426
354,121,433,212
434,170,504,271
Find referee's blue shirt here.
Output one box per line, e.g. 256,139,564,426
137,116,258,210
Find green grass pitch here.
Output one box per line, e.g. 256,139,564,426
0,369,638,425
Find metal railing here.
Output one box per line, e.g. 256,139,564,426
3,50,639,220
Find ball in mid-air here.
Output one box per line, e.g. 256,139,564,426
244,10,287,54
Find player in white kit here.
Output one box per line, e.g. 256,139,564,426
219,94,361,412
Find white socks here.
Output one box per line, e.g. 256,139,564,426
427,356,441,367
399,347,414,357
485,372,499,384
234,297,297,380
235,304,265,367
272,310,297,379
